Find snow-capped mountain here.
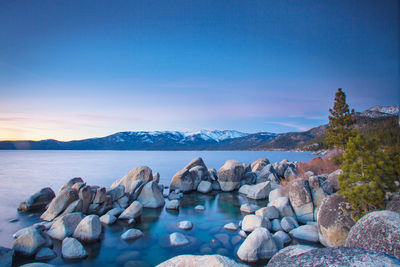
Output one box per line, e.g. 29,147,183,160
360,105,399,119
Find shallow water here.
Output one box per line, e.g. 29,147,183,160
0,150,316,266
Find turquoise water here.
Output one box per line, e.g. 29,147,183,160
0,150,316,266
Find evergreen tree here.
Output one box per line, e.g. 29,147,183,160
325,88,355,149
339,133,397,220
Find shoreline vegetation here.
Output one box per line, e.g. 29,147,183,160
2,153,400,267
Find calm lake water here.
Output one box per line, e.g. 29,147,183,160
0,150,316,266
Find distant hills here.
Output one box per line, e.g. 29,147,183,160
1,106,398,151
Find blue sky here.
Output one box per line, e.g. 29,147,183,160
0,0,398,140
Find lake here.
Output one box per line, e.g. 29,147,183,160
0,150,316,266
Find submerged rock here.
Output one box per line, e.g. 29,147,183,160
217,160,245,192
121,229,143,241
224,222,238,231
156,254,246,267
237,227,278,262
18,187,55,212
169,232,189,246
61,237,87,260
343,210,400,259
177,221,193,230
194,205,205,211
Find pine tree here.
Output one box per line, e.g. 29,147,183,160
339,133,397,220
325,88,355,149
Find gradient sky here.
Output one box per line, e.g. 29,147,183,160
0,0,399,141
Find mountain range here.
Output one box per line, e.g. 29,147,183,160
0,105,398,151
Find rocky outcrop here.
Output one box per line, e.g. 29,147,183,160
0,246,13,267
343,210,400,259
267,247,400,267
288,178,313,223
267,245,316,266
40,188,78,221
111,166,153,194
317,194,354,247
61,237,87,260
137,181,165,208
73,215,102,243
47,212,84,240
119,201,143,220
18,187,55,212
156,254,246,267
12,227,47,257
217,160,245,192
237,227,278,262
239,181,271,200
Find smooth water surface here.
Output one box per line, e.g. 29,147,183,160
0,150,315,265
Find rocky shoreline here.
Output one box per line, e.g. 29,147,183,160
1,157,399,267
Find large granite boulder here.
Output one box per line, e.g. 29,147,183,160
197,181,212,194
317,194,354,247
308,176,327,219
60,177,84,192
239,181,271,200
47,212,84,240
12,227,46,257
288,178,314,223
242,215,267,232
0,246,13,267
269,188,285,202
184,157,208,170
156,254,246,267
73,215,102,242
284,166,298,180
268,197,295,218
256,164,279,184
256,206,279,220
327,169,342,192
237,227,278,262
267,245,316,266
40,188,78,221
275,160,288,178
251,158,270,172
267,247,400,267
78,185,92,214
170,169,195,193
61,237,87,260
119,201,143,220
18,187,56,212
289,224,319,243
92,187,106,204
169,158,208,193
107,184,125,202
111,166,153,193
189,165,207,189
137,181,165,208
344,210,400,259
217,160,245,192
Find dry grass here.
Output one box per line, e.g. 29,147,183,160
296,157,340,177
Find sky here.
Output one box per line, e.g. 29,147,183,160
0,0,399,141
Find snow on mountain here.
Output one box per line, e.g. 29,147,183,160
361,105,399,119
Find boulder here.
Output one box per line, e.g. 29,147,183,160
268,197,295,218
267,247,400,267
119,201,143,220
58,199,83,217
117,195,129,209
189,165,207,189
78,185,92,213
284,166,298,180
99,214,117,225
240,203,260,213
317,194,354,247
273,230,291,246
275,160,288,178
267,245,317,266
73,215,102,242
12,226,46,257
256,206,279,220
239,181,271,200
111,166,153,193
197,181,212,194
61,237,87,260
256,164,279,184
194,205,205,211
92,187,106,204
169,232,189,246
137,181,165,208
47,212,84,240
208,168,218,181
121,229,143,241
184,157,208,170
280,216,299,233
237,227,278,262
251,158,270,172
166,200,179,210
18,187,56,212
177,221,193,230
217,160,245,192
40,188,78,221
343,210,400,259
386,194,400,213
224,222,238,231
153,172,160,183
241,172,257,185
106,184,125,202
107,207,124,217
288,178,314,223
60,177,84,192
156,254,246,267
327,169,342,192
35,247,56,260
20,263,55,267
308,176,327,219
242,215,267,232
0,246,13,267
170,169,195,192
268,188,285,202
289,224,319,243
271,219,283,232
